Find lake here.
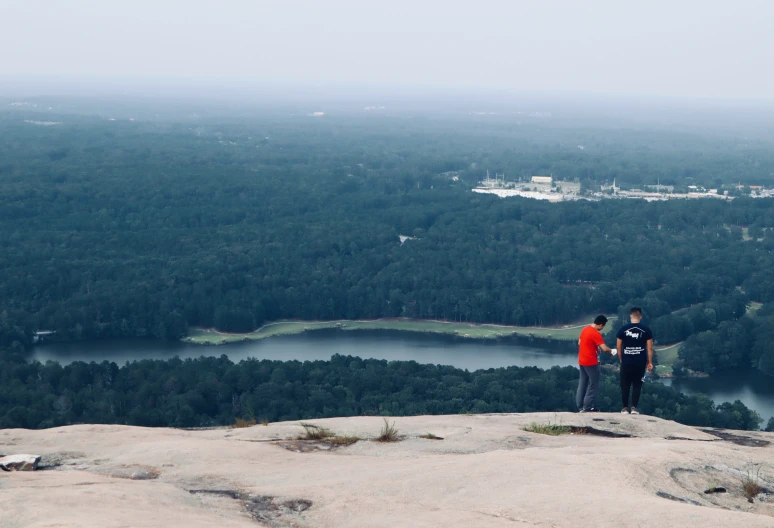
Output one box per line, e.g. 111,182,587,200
663,372,774,425
30,331,579,371
30,331,774,424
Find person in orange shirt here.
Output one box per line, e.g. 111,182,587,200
576,315,617,412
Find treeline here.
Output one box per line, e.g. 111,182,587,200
0,351,764,431
677,304,774,377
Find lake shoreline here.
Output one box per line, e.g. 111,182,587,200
28,332,582,372
181,318,719,376
36,316,708,377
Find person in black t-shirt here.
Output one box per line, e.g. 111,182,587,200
616,307,653,415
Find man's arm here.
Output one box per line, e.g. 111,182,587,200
599,337,616,355
616,338,623,363
646,339,654,371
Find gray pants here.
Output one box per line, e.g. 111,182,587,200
576,365,600,411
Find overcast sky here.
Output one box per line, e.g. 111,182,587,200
1,0,772,101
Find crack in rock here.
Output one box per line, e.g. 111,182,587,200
669,467,697,481
656,491,703,506
188,489,312,526
570,426,631,438
699,429,770,447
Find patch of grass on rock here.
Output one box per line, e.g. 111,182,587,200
741,463,765,502
374,418,401,442
298,423,335,441
523,422,573,436
231,417,257,428
328,435,361,447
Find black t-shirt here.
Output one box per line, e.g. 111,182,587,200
616,323,652,365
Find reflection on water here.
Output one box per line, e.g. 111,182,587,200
661,372,774,424
30,331,578,372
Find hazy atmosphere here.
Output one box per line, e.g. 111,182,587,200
2,0,773,101
4,2,774,524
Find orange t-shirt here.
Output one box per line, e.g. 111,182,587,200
578,325,605,366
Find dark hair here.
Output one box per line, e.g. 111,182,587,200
594,315,608,325
630,307,642,316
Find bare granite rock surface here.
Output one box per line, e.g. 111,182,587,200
1,413,772,527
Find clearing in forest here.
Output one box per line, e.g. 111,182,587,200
183,315,617,345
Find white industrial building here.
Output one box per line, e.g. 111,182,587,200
531,176,553,184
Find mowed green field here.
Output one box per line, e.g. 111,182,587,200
654,343,681,375
747,301,763,314
182,316,617,345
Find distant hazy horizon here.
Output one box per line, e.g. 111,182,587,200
2,1,773,102
5,75,774,141
3,75,774,111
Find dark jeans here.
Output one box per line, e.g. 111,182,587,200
620,363,647,408
576,365,600,410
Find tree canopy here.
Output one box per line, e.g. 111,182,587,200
0,352,762,431
1,102,774,430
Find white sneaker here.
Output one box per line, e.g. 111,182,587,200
621,408,629,414
630,407,640,415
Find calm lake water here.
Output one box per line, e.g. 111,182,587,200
30,331,774,423
662,372,774,425
30,331,579,371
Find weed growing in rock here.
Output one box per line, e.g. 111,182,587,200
232,417,257,428
375,418,400,442
523,422,573,436
296,423,360,446
328,435,361,446
741,463,764,502
298,423,335,440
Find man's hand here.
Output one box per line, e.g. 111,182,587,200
647,362,654,372
601,345,616,356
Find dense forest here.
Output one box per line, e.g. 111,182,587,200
2,106,774,370
2,99,774,430
675,303,774,377
0,351,765,431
